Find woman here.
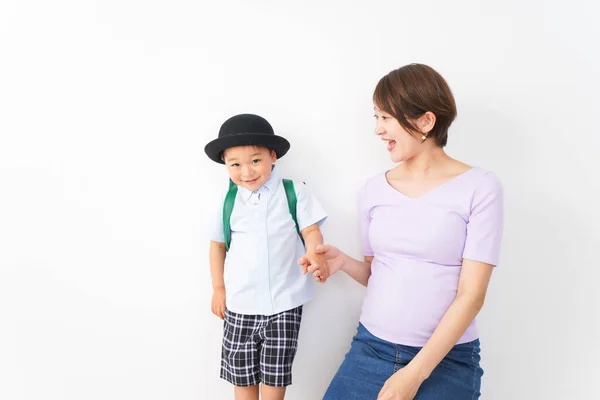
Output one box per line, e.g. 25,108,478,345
303,64,503,399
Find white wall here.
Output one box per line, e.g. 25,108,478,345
1,0,598,399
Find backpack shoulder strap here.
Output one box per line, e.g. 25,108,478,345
282,179,305,247
222,179,238,252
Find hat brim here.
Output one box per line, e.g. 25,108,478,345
204,133,291,164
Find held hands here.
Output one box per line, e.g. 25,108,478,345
211,287,226,319
299,249,329,283
297,244,345,283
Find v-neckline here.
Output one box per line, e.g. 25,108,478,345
383,167,476,201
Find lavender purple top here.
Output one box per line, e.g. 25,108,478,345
359,167,503,347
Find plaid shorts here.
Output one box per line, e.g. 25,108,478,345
220,306,303,387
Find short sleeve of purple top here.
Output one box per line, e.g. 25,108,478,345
358,167,503,346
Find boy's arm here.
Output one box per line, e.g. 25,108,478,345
300,224,328,282
293,180,328,282
209,240,227,319
301,223,323,254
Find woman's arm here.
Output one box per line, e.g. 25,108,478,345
377,259,494,399
301,244,374,286
409,259,494,380
340,254,373,287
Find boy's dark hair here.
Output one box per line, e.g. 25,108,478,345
373,64,457,147
221,145,274,162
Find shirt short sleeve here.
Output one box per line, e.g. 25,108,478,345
462,172,504,266
294,181,327,231
358,183,374,257
208,189,227,243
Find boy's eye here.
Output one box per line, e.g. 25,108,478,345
230,163,240,167
252,159,261,164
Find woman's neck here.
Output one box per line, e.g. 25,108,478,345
398,147,451,178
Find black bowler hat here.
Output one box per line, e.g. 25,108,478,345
204,114,291,164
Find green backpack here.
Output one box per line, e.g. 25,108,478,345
222,179,304,251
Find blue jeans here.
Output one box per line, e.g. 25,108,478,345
323,323,483,400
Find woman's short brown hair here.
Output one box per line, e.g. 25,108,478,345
373,64,457,147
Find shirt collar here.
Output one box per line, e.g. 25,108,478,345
237,165,281,202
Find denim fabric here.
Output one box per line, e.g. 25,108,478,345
323,323,483,400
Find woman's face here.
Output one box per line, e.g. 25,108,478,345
374,105,426,163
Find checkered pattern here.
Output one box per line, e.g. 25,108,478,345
220,306,303,387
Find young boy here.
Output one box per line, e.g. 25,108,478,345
204,113,329,400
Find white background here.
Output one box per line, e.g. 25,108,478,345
1,0,599,399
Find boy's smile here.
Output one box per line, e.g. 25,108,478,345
243,177,260,186
222,146,277,192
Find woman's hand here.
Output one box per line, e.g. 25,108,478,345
377,365,425,400
298,244,346,279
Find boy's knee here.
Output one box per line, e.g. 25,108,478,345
233,384,259,400
260,384,286,400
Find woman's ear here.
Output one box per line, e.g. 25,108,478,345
419,111,437,134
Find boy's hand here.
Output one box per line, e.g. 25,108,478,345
301,250,330,283
211,287,226,319
298,244,346,282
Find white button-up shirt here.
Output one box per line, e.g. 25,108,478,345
210,167,327,316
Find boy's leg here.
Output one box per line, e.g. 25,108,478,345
259,306,303,396
234,385,259,400
260,384,286,400
221,310,262,392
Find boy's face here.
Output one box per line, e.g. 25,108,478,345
222,146,277,192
